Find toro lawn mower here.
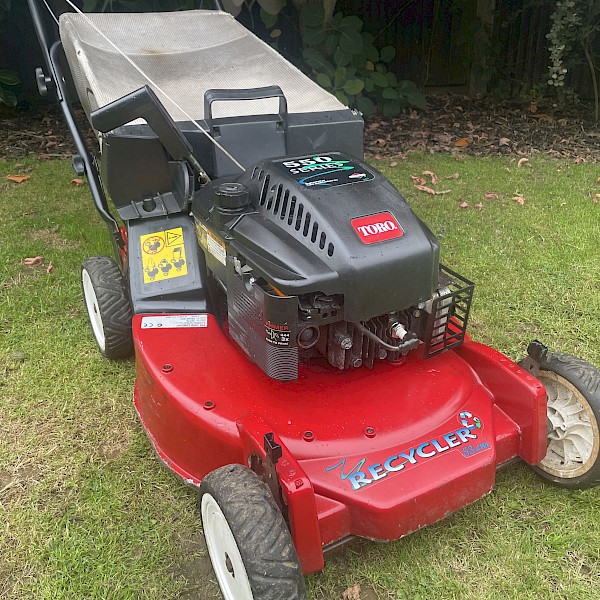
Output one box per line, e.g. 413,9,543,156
28,1,600,598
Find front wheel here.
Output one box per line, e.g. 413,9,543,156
199,464,306,600
531,352,600,489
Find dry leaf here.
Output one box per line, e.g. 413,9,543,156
573,157,586,164
499,137,511,146
72,178,84,186
342,584,361,600
529,101,537,113
23,256,44,266
415,184,436,195
446,173,460,179
531,114,553,122
517,158,529,168
485,193,500,199
411,176,426,185
422,170,438,185
390,161,398,167
558,118,568,126
454,138,470,148
6,175,31,184
47,261,54,274
593,194,599,204
475,203,484,209
513,194,526,205
458,201,469,208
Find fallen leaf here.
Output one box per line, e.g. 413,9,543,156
454,138,470,148
475,203,484,209
513,194,525,205
71,178,85,186
558,118,568,126
458,201,469,208
499,137,511,146
530,114,553,121
47,261,54,274
593,194,600,204
529,101,537,113
23,256,44,266
422,170,439,185
411,176,426,185
342,584,361,600
389,161,398,167
415,184,436,195
573,157,586,164
485,193,500,199
6,175,31,184
517,158,529,168
446,173,460,179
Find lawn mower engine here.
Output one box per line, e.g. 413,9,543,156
192,153,474,381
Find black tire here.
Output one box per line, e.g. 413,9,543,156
530,352,600,489
81,256,134,359
199,464,306,600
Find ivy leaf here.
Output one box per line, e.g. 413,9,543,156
382,87,398,100
356,95,376,116
380,46,396,63
0,70,20,86
335,90,349,106
316,73,333,89
343,79,365,95
260,8,278,28
383,100,402,117
300,2,325,27
340,15,363,32
370,71,388,88
334,67,347,88
339,28,364,55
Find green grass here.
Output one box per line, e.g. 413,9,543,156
1,155,599,599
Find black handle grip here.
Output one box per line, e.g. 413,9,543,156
91,86,194,164
204,86,288,124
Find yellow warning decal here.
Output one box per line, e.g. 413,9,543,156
140,227,188,284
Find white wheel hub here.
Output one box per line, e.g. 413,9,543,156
539,371,600,478
82,268,106,351
201,493,253,600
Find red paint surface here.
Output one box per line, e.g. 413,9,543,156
133,315,547,574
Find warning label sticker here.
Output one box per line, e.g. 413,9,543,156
141,315,208,329
140,227,188,284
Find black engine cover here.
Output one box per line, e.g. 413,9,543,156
192,153,440,322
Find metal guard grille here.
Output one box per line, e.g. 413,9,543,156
424,265,474,358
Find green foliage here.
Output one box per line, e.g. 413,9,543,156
546,0,600,119
299,3,425,115
0,68,19,107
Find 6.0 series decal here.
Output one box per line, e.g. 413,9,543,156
275,154,374,189
326,412,488,491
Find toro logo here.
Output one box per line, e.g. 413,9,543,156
351,212,404,244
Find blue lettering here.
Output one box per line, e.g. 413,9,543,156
456,427,478,443
383,455,405,472
348,471,371,490
416,442,436,458
397,447,418,464
443,432,460,448
367,463,387,481
431,438,450,452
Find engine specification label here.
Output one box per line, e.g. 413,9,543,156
275,154,374,189
141,315,208,329
140,227,188,284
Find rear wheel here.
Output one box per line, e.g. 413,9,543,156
199,464,306,600
81,256,133,359
532,352,600,489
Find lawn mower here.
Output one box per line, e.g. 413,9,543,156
28,1,600,598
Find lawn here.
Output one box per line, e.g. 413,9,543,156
1,154,599,600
